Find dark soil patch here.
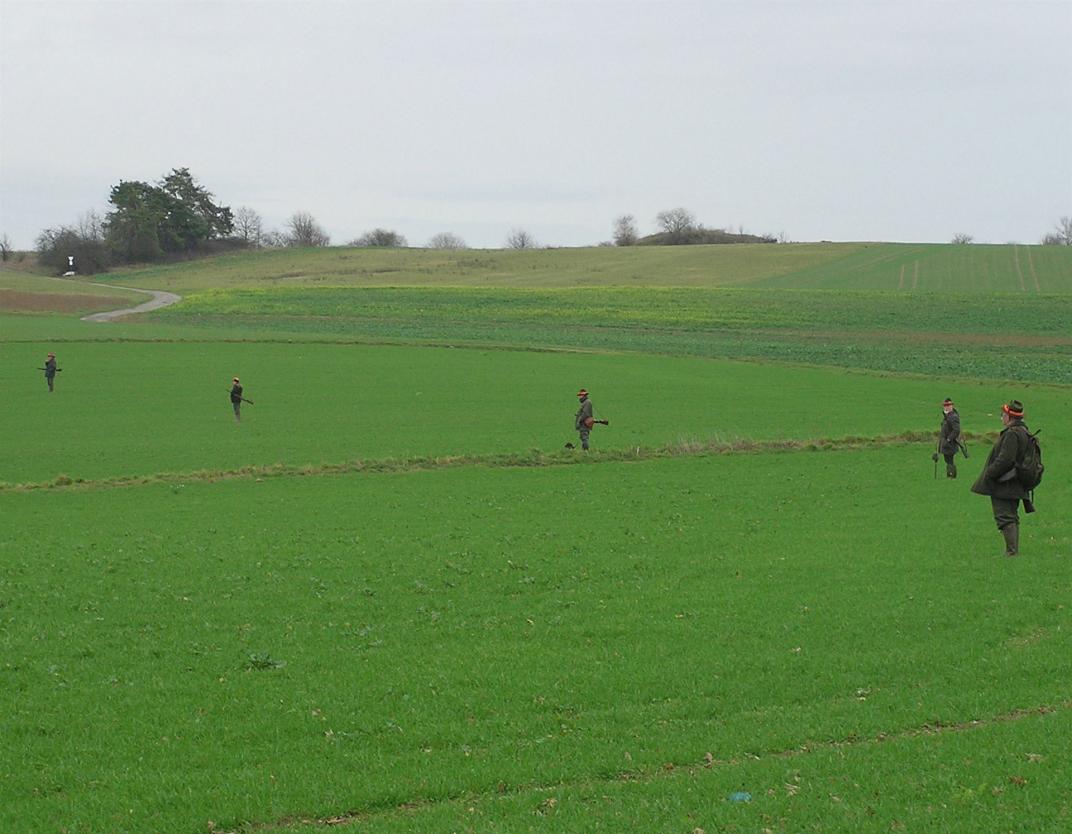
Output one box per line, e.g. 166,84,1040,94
0,289,134,313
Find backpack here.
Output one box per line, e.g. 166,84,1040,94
1018,429,1044,489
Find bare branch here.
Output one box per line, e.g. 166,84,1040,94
505,228,536,250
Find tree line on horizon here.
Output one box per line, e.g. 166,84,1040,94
5,168,1071,273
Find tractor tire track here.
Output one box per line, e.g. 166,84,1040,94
1027,247,1041,293
1013,246,1027,292
221,698,1072,833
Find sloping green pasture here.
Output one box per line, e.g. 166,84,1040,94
76,243,862,292
752,242,1072,293
71,241,1072,294
2,339,1067,486
3,448,1070,834
9,241,1071,384
6,283,1071,383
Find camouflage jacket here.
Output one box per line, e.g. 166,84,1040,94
939,409,961,455
970,421,1030,499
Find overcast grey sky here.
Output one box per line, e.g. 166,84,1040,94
2,0,1070,249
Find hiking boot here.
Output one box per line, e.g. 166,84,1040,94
1002,524,1019,557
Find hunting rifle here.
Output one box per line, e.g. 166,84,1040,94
228,390,255,405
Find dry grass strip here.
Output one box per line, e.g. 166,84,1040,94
0,431,998,495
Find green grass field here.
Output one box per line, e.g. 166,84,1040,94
2,243,1070,833
3,338,1069,486
148,285,1072,383
4,451,1070,833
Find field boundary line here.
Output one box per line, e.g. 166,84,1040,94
80,283,182,321
220,698,1072,833
0,430,999,494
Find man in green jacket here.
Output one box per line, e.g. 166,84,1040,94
574,388,594,451
938,397,961,478
44,352,58,392
230,377,244,423
970,400,1030,556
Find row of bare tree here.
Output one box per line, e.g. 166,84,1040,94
229,206,780,252
232,208,471,250
609,208,784,246
7,212,1071,267
951,217,1072,246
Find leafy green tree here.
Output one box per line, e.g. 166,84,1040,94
106,180,166,261
159,167,233,247
105,168,233,262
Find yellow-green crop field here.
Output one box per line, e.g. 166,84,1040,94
2,243,1070,833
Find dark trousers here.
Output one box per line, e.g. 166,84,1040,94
232,400,241,421
943,452,957,477
578,428,590,450
990,497,1020,530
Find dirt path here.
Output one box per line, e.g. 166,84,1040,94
80,283,181,322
